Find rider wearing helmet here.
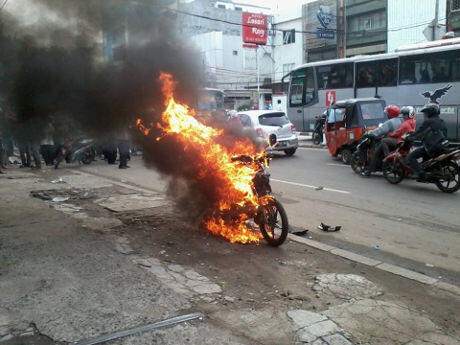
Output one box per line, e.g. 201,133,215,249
406,103,448,179
387,106,416,144
361,105,403,177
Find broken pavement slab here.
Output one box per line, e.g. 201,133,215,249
131,256,222,296
323,299,456,345
287,309,352,345
312,274,383,300
95,194,169,212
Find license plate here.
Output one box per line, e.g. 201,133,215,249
278,141,287,147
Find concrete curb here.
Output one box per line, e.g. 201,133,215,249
288,234,460,297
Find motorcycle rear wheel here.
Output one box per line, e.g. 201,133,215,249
435,161,460,193
312,130,322,145
383,160,405,184
259,199,288,247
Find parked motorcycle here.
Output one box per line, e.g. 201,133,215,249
312,112,327,145
382,139,460,193
54,138,96,169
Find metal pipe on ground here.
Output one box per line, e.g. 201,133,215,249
72,313,204,345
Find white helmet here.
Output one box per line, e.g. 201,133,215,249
400,106,415,119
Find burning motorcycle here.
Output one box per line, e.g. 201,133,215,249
382,138,460,193
214,154,289,246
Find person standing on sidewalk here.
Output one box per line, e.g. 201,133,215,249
40,120,55,166
117,127,131,169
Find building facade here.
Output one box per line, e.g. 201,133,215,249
447,0,460,35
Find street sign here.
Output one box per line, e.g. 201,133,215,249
326,90,336,106
242,12,267,45
317,29,335,39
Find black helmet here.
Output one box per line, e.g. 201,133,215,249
420,103,440,118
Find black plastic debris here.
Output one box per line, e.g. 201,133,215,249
290,229,309,236
318,222,341,232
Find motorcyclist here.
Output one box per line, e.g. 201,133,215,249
361,105,401,176
405,103,449,179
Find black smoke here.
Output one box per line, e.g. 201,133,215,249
0,0,255,220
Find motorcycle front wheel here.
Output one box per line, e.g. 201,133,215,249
383,160,405,184
258,199,288,247
435,161,460,193
351,151,366,175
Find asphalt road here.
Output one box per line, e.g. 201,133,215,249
78,148,460,283
268,147,460,280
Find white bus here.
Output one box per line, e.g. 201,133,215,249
286,38,460,141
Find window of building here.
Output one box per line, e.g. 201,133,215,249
347,11,386,32
452,0,460,11
282,63,295,76
233,50,238,56
399,51,455,85
235,6,242,11
316,63,353,90
289,77,304,106
217,4,226,9
356,61,377,88
283,29,295,44
377,59,398,86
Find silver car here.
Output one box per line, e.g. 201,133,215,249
237,110,299,156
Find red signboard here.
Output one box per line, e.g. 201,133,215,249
325,90,336,106
242,12,267,45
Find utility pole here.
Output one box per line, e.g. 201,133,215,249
433,0,439,41
256,46,260,109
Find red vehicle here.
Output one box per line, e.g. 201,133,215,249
324,98,387,164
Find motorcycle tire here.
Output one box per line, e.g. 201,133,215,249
351,152,366,175
341,149,352,165
81,148,96,165
312,131,322,145
435,160,460,193
259,199,288,247
383,160,405,184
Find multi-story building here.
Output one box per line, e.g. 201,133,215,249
447,0,460,35
344,0,387,56
176,0,273,91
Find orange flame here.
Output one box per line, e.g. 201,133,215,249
138,72,265,244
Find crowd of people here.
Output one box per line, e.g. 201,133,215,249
0,111,133,174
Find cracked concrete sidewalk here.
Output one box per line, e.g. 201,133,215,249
0,167,459,345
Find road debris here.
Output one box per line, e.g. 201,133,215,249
52,196,70,202
315,186,324,191
373,245,381,250
72,313,204,345
291,229,309,236
318,223,342,232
